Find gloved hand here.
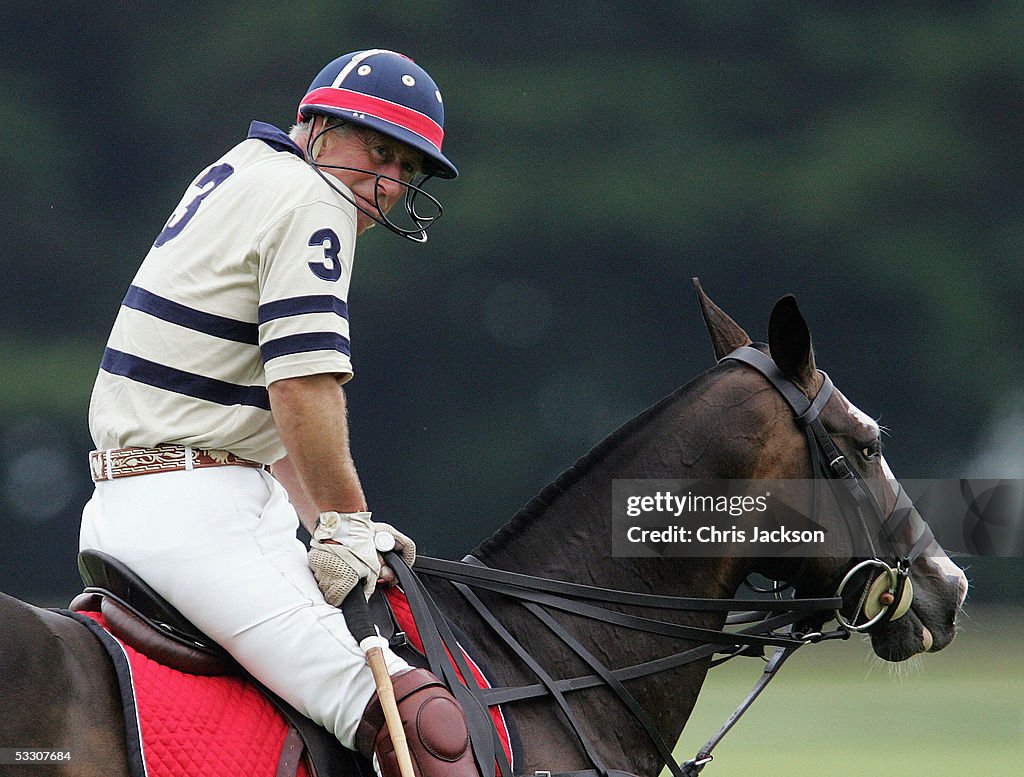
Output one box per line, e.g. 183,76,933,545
308,511,380,604
307,512,419,604
372,522,417,567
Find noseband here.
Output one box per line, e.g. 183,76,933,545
722,346,935,632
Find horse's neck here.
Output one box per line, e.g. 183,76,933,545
475,376,742,595
456,378,753,774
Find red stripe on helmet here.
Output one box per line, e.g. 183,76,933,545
298,87,444,151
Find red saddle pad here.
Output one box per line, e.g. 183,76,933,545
80,610,310,777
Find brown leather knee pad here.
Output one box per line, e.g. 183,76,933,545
355,667,483,777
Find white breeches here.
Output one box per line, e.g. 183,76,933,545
80,466,409,749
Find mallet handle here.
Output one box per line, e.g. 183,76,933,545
341,587,416,777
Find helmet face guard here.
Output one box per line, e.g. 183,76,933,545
301,122,443,242
298,49,456,242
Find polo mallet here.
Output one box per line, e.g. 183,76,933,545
341,583,416,777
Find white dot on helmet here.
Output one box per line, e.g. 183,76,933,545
402,75,416,86
435,91,443,103
357,65,372,76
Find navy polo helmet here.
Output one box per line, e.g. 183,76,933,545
298,49,458,179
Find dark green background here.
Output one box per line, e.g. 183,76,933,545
1,2,1021,602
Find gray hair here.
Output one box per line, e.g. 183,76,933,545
289,116,353,156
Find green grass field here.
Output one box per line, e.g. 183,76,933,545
666,607,1023,776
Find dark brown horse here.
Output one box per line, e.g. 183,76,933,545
0,284,967,777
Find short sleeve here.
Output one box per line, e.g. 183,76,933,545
256,200,358,385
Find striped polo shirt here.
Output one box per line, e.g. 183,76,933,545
89,122,358,464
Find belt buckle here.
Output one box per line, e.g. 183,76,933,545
89,450,111,481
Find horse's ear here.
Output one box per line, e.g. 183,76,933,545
768,294,817,383
692,278,752,360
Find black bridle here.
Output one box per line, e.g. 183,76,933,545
383,346,936,777
722,346,936,632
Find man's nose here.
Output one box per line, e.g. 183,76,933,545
374,172,402,208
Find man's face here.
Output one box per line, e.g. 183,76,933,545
314,125,424,235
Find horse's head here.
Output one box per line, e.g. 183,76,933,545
694,279,967,662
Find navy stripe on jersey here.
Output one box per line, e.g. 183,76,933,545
257,295,349,324
261,332,351,363
124,285,259,344
100,348,271,410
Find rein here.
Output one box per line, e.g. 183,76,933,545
388,554,844,777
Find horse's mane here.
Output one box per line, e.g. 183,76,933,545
474,367,721,556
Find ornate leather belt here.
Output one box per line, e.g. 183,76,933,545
89,445,269,482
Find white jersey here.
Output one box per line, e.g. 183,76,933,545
89,122,358,464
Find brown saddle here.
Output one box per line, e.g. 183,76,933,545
71,549,236,675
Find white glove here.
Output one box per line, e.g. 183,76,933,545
308,511,380,604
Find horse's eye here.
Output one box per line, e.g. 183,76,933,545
860,441,882,461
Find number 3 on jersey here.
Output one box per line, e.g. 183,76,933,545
154,163,235,247
307,228,343,282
